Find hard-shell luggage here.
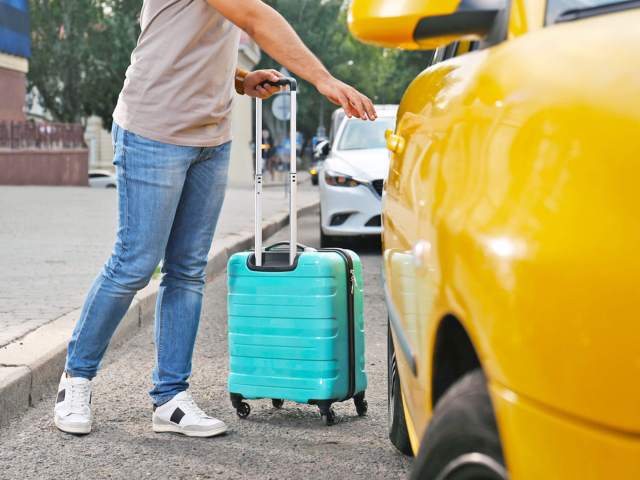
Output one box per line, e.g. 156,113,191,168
227,78,367,425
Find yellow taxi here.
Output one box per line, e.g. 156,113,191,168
349,0,640,478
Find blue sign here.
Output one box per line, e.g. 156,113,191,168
0,0,31,58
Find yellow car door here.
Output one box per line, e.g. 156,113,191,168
384,114,425,439
384,49,465,444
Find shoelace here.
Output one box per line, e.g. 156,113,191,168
178,393,210,419
68,381,91,415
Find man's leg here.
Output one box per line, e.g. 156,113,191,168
150,141,231,406
147,142,230,438
64,126,198,380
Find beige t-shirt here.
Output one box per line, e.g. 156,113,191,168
113,0,241,147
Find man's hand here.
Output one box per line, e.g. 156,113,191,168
317,76,376,121
243,69,285,99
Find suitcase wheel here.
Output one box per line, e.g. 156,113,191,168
236,401,251,419
320,408,336,426
317,401,337,426
271,399,284,409
354,391,368,417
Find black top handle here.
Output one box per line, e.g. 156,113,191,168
259,77,298,91
264,241,311,252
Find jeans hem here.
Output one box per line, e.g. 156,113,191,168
152,390,185,407
64,369,95,381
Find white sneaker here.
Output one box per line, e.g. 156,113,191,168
152,391,227,438
53,373,92,434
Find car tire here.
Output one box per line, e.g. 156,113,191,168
320,228,334,248
388,323,413,456
319,209,334,248
409,369,507,480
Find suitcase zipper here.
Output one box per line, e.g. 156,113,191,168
319,248,356,401
351,270,357,295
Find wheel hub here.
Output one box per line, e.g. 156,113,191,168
436,453,508,480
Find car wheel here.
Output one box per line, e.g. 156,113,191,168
388,323,412,455
320,228,333,248
319,209,334,248
410,369,507,480
106,184,116,189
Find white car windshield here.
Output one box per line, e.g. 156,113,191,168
337,117,395,151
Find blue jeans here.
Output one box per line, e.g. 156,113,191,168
65,123,230,406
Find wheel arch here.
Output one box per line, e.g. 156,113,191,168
431,314,482,409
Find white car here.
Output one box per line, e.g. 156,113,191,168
89,169,117,189
319,105,397,247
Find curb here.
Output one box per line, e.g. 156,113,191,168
0,200,318,428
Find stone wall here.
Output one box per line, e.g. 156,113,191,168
0,150,88,186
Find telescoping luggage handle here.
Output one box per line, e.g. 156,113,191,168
254,77,298,267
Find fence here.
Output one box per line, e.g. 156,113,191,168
0,121,86,150
0,121,88,186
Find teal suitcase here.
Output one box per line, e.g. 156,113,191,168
227,79,367,425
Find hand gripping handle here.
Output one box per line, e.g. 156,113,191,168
258,77,298,91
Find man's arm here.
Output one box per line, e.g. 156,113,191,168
208,0,376,120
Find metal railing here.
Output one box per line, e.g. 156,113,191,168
0,121,86,150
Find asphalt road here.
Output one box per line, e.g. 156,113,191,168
0,209,412,480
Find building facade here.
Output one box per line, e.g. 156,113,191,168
0,0,30,121
228,32,261,188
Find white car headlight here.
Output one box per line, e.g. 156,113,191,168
324,170,368,188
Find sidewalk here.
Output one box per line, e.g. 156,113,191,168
0,179,318,425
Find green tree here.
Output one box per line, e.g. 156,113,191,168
29,0,101,122
28,0,139,126
84,0,141,129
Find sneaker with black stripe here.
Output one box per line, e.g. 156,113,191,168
53,373,92,434
152,391,227,437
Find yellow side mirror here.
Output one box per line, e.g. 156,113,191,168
349,0,505,50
